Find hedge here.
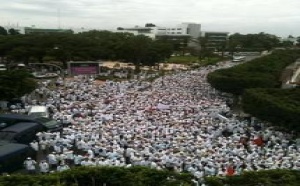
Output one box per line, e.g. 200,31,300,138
207,50,300,95
0,167,299,186
242,88,300,132
205,169,300,186
0,166,193,186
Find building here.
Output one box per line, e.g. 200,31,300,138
201,31,229,51
116,23,201,51
181,23,201,40
24,27,73,34
117,22,201,40
116,26,156,39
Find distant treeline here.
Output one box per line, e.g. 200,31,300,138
0,31,173,70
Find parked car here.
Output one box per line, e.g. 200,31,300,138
0,122,44,144
0,114,63,132
0,64,7,71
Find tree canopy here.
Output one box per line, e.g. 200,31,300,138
207,50,300,95
228,32,280,52
242,88,300,133
0,70,37,101
0,30,173,70
0,26,8,35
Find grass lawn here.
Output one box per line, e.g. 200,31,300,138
167,55,225,66
167,56,199,64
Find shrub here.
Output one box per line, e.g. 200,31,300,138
207,50,300,95
205,169,300,186
0,166,193,186
242,88,300,133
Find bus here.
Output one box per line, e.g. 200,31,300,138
0,114,63,132
0,142,34,173
0,122,44,144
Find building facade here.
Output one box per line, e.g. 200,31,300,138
201,31,229,51
24,27,73,34
116,23,201,40
116,23,201,51
116,27,156,39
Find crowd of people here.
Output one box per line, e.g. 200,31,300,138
19,61,299,184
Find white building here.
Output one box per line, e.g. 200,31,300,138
116,22,201,40
115,27,156,39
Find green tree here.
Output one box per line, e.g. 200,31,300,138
279,40,294,48
228,33,243,56
228,32,280,52
242,88,300,132
8,28,20,35
156,35,190,55
207,49,300,95
0,70,37,101
0,26,7,35
122,35,153,73
197,36,214,60
0,30,174,69
6,47,31,64
144,40,173,69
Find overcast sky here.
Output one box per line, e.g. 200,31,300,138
1,0,299,37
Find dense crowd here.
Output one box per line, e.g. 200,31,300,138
21,61,299,185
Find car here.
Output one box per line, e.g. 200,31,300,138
232,56,245,62
0,114,63,132
0,64,7,71
0,122,44,144
34,116,66,129
28,106,50,118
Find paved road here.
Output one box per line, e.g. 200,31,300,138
244,55,261,62
290,63,300,84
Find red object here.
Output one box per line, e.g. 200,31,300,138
253,137,264,146
226,166,235,176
